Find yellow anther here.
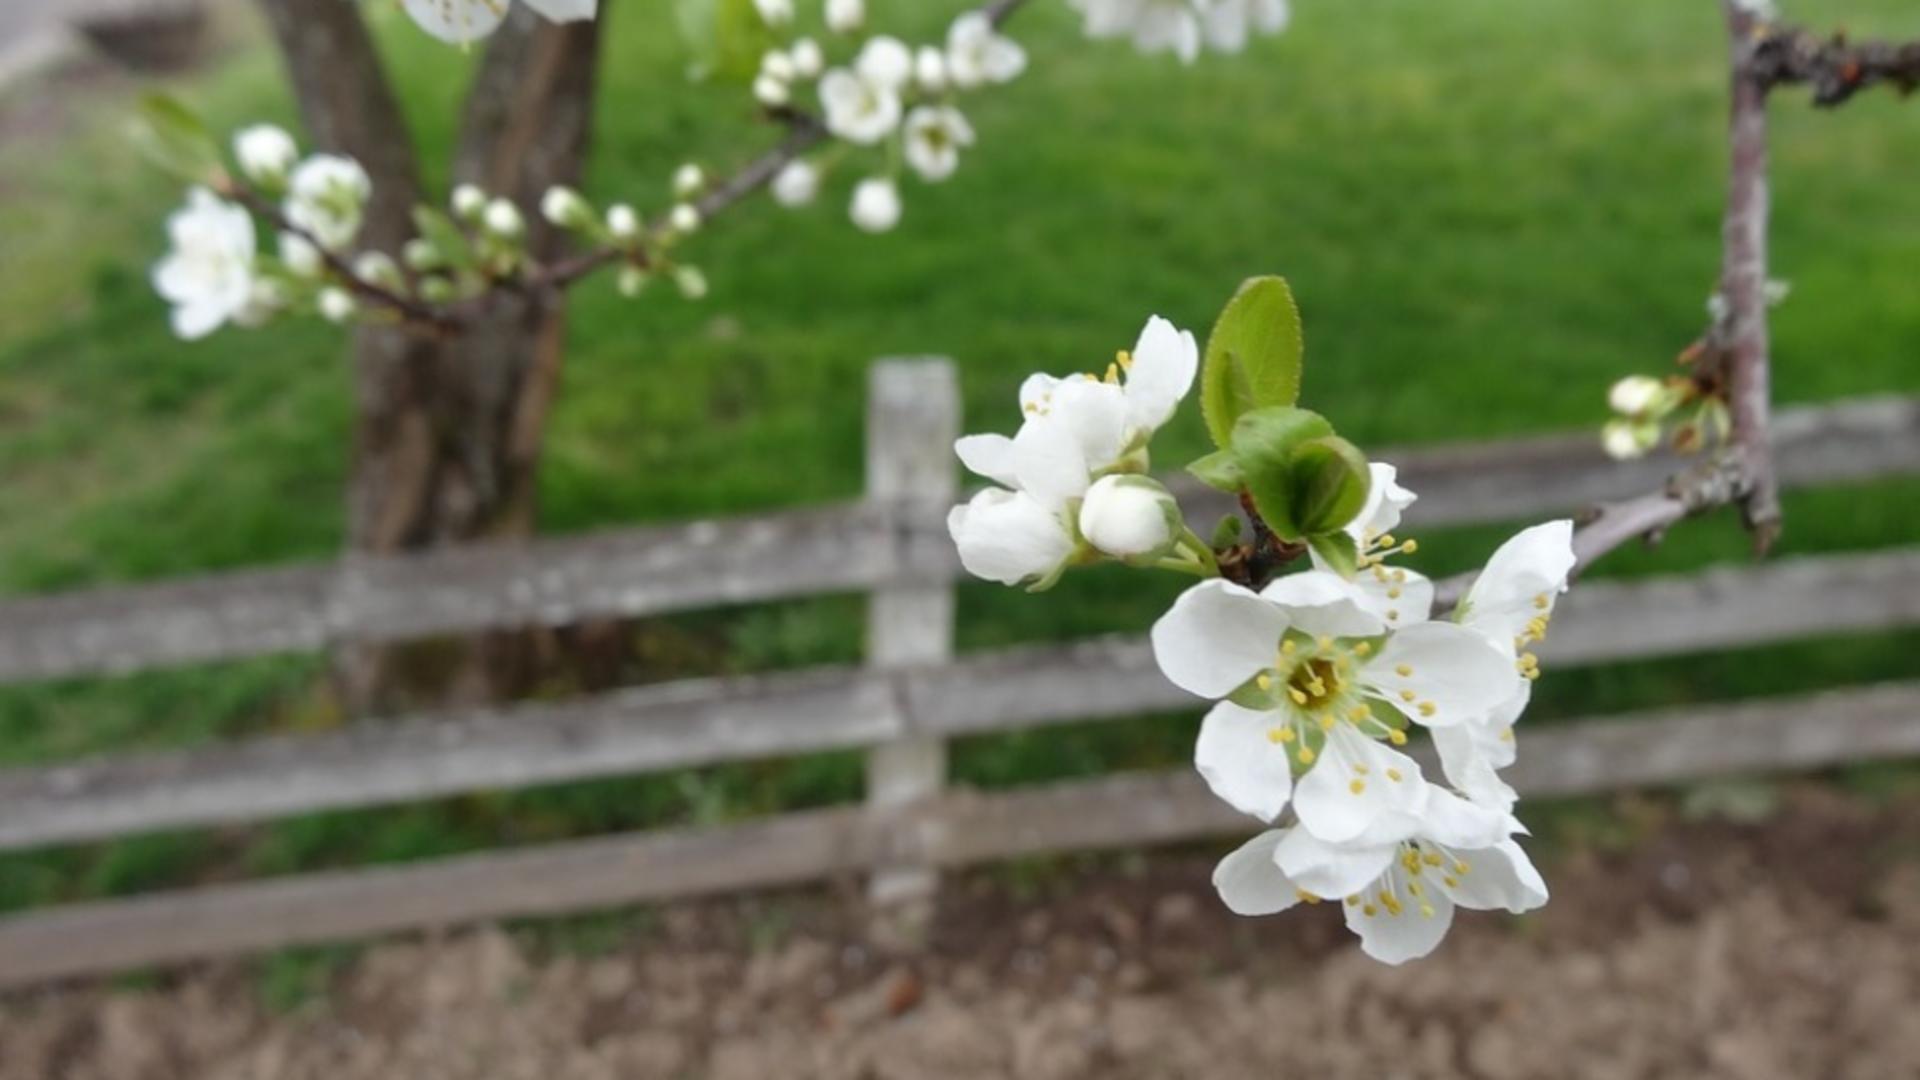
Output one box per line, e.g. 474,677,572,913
1115,348,1133,370
1363,904,1377,917
1297,747,1316,765
1533,593,1550,610
1498,727,1515,743
1395,664,1413,677
1316,635,1333,651
1418,701,1437,718
1422,852,1443,866
1346,895,1362,906
1353,641,1372,656
1371,564,1391,582
1387,609,1401,621
1378,534,1396,548
1256,674,1273,691
1406,880,1423,897
1288,687,1309,705
1419,903,1436,918
1348,778,1367,795
1388,729,1408,746
1352,763,1370,775
1387,587,1402,599
1275,726,1296,743
1453,860,1470,875
1386,768,1403,782
1400,539,1419,554
1348,704,1370,721
1524,668,1542,681
1281,639,1297,655
1319,713,1336,732
1399,689,1417,703
1295,888,1321,904
1392,569,1407,583
1442,876,1459,888
1103,362,1120,384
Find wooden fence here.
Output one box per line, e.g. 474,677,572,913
0,362,1915,985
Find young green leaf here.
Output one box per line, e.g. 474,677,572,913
1186,448,1245,493
1210,513,1244,549
1199,276,1305,449
1232,406,1333,542
675,0,774,81
1307,531,1360,578
410,206,477,273
1288,435,1372,536
131,93,222,184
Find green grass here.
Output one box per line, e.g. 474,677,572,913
0,0,1917,912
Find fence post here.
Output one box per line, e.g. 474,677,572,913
863,358,958,942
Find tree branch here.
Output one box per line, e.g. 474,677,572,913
224,185,455,331
1751,21,1920,106
1721,0,1782,552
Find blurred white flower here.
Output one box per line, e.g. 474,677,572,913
754,73,792,106
606,203,640,240
278,232,323,278
789,37,825,78
451,183,487,220
849,176,901,233
771,160,820,207
669,202,703,234
1601,417,1659,460
400,0,597,45
945,11,1026,88
483,197,524,238
540,185,593,228
233,124,297,187
673,163,706,199
855,36,913,91
753,0,793,26
903,105,976,183
152,187,257,340
820,64,902,144
914,46,949,93
673,265,709,300
1070,0,1289,64
285,154,371,251
317,286,357,323
1608,375,1666,416
825,0,864,34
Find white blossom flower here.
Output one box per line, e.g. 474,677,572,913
849,177,901,233
540,185,592,228
285,154,371,251
673,265,709,300
903,105,975,183
400,0,597,45
761,49,797,83
606,203,639,240
1069,0,1288,64
317,286,356,323
945,11,1027,87
451,183,487,220
351,250,402,289
483,197,524,238
1214,790,1547,964
152,187,257,340
1608,375,1666,416
771,160,820,207
670,202,703,234
948,487,1076,587
914,46,949,93
754,73,793,106
1200,0,1290,54
1311,461,1431,628
1078,475,1180,558
673,163,706,199
789,37,825,78
825,0,864,34
819,64,902,145
233,124,297,186
855,36,913,91
277,232,322,278
1601,417,1659,460
753,0,793,26
1151,576,1515,840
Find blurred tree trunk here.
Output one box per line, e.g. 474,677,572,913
257,1,604,712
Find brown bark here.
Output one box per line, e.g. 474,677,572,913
1721,1,1781,553
257,1,604,712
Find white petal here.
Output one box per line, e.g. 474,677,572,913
1009,416,1093,508
521,0,597,21
1431,724,1517,814
1149,580,1289,699
1273,827,1396,900
1312,561,1434,627
1043,377,1130,472
1121,315,1197,433
1212,830,1299,916
1368,622,1517,728
1292,725,1427,844
1345,461,1417,542
400,0,509,43
1438,839,1549,914
1413,787,1510,849
1346,884,1455,964
954,433,1019,487
170,299,225,340
946,488,1072,587
1195,701,1293,822
1258,571,1387,638
1461,520,1577,643
1018,373,1060,412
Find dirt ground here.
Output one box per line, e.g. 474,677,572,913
4,784,1920,1080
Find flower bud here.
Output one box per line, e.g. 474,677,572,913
753,0,793,26
233,124,298,187
278,232,323,278
402,237,443,271
352,250,402,289
760,49,796,83
771,159,819,207
914,46,948,92
673,265,708,300
451,183,487,220
753,73,792,107
1078,475,1181,559
669,202,702,234
318,286,356,324
540,185,594,229
1607,375,1666,417
849,177,900,233
606,203,640,241
1601,418,1659,461
483,197,524,238
789,37,824,78
617,266,649,298
825,0,863,34
673,163,706,199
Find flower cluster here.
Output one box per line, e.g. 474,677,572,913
1068,0,1291,64
400,0,596,46
949,279,1577,964
759,3,1026,233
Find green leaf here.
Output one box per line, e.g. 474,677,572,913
1231,406,1332,542
130,93,222,183
411,206,476,272
1287,435,1372,536
1185,449,1245,492
1307,531,1360,578
1209,513,1244,549
675,0,774,81
1199,276,1305,449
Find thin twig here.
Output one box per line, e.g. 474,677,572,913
1751,22,1920,106
1721,0,1782,552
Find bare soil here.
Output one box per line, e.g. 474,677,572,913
4,784,1920,1080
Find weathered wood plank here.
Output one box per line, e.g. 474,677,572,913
0,548,1914,853
2,681,1916,987
0,397,1911,685
863,360,959,910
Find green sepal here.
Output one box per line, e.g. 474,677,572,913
1209,514,1244,549
1288,434,1372,537
1186,448,1245,493
1231,406,1333,542
1200,276,1305,449
131,93,222,184
1306,530,1360,578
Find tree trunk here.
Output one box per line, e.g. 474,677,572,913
259,1,604,712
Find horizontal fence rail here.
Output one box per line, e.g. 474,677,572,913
0,547,1916,852
0,680,1915,986
0,395,1913,685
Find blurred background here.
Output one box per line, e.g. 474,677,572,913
0,0,1918,1076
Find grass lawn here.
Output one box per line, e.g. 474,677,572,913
0,0,1917,913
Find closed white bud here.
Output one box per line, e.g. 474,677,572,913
789,37,824,78
771,159,819,207
483,197,524,238
849,176,900,233
318,286,356,324
753,0,793,25
402,237,442,271
451,183,487,219
673,163,706,199
673,265,708,300
753,73,792,106
351,250,401,288
540,185,593,229
914,46,947,92
606,203,640,240
1607,375,1666,417
278,232,323,277
825,0,863,34
233,124,298,186
1601,418,1660,461
617,265,649,298
670,202,702,234
761,49,796,82
1077,475,1180,559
